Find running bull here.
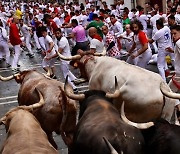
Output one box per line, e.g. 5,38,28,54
121,102,180,154
64,76,145,154
0,70,77,149
0,90,58,154
57,49,180,123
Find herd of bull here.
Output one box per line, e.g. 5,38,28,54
1,50,180,154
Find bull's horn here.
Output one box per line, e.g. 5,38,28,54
46,68,51,77
103,137,118,154
0,116,6,125
106,76,120,98
0,74,16,81
121,102,154,129
56,50,81,61
160,82,180,99
21,88,45,111
64,76,85,100
93,47,106,56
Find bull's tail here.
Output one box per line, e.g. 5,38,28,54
103,137,119,154
160,82,180,99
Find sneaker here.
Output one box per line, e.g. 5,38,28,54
29,54,34,58
50,74,57,79
37,48,42,54
73,88,78,94
26,53,31,56
6,63,11,68
12,68,20,73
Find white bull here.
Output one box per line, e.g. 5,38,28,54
57,51,180,123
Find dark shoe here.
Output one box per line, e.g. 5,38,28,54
50,74,57,79
29,54,34,58
17,64,20,67
73,88,78,94
6,63,11,68
12,68,20,73
37,48,42,54
26,53,31,56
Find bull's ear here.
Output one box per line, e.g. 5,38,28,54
0,116,7,125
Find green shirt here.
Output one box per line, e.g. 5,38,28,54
123,18,131,30
86,20,104,38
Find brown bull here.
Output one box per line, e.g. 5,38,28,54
0,90,58,154
0,70,77,149
64,76,145,154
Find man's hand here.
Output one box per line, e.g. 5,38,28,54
45,56,51,61
77,49,85,56
42,51,46,56
165,47,174,53
131,52,138,59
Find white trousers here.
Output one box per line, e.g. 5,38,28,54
157,50,170,81
61,61,77,89
33,32,41,49
136,50,152,69
25,34,33,54
126,50,137,65
0,41,10,64
42,58,55,68
12,45,21,68
38,36,46,51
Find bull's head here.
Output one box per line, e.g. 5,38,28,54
0,70,31,83
0,88,44,130
64,76,120,101
56,48,106,80
121,102,154,129
0,69,52,83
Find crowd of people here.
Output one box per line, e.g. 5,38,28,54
0,0,180,93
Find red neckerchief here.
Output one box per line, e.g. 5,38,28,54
111,19,117,25
139,11,143,17
172,74,180,90
92,34,102,42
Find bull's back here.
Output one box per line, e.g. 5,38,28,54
72,100,144,154
89,57,168,122
1,111,58,154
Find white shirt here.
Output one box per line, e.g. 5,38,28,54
138,14,148,32
111,9,119,17
134,31,151,53
152,26,172,50
174,39,180,74
19,24,31,37
80,15,88,27
0,27,8,42
150,14,161,35
110,20,123,37
175,14,180,24
90,39,104,53
44,35,56,58
53,17,61,28
57,36,71,57
57,36,71,64
120,31,134,51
